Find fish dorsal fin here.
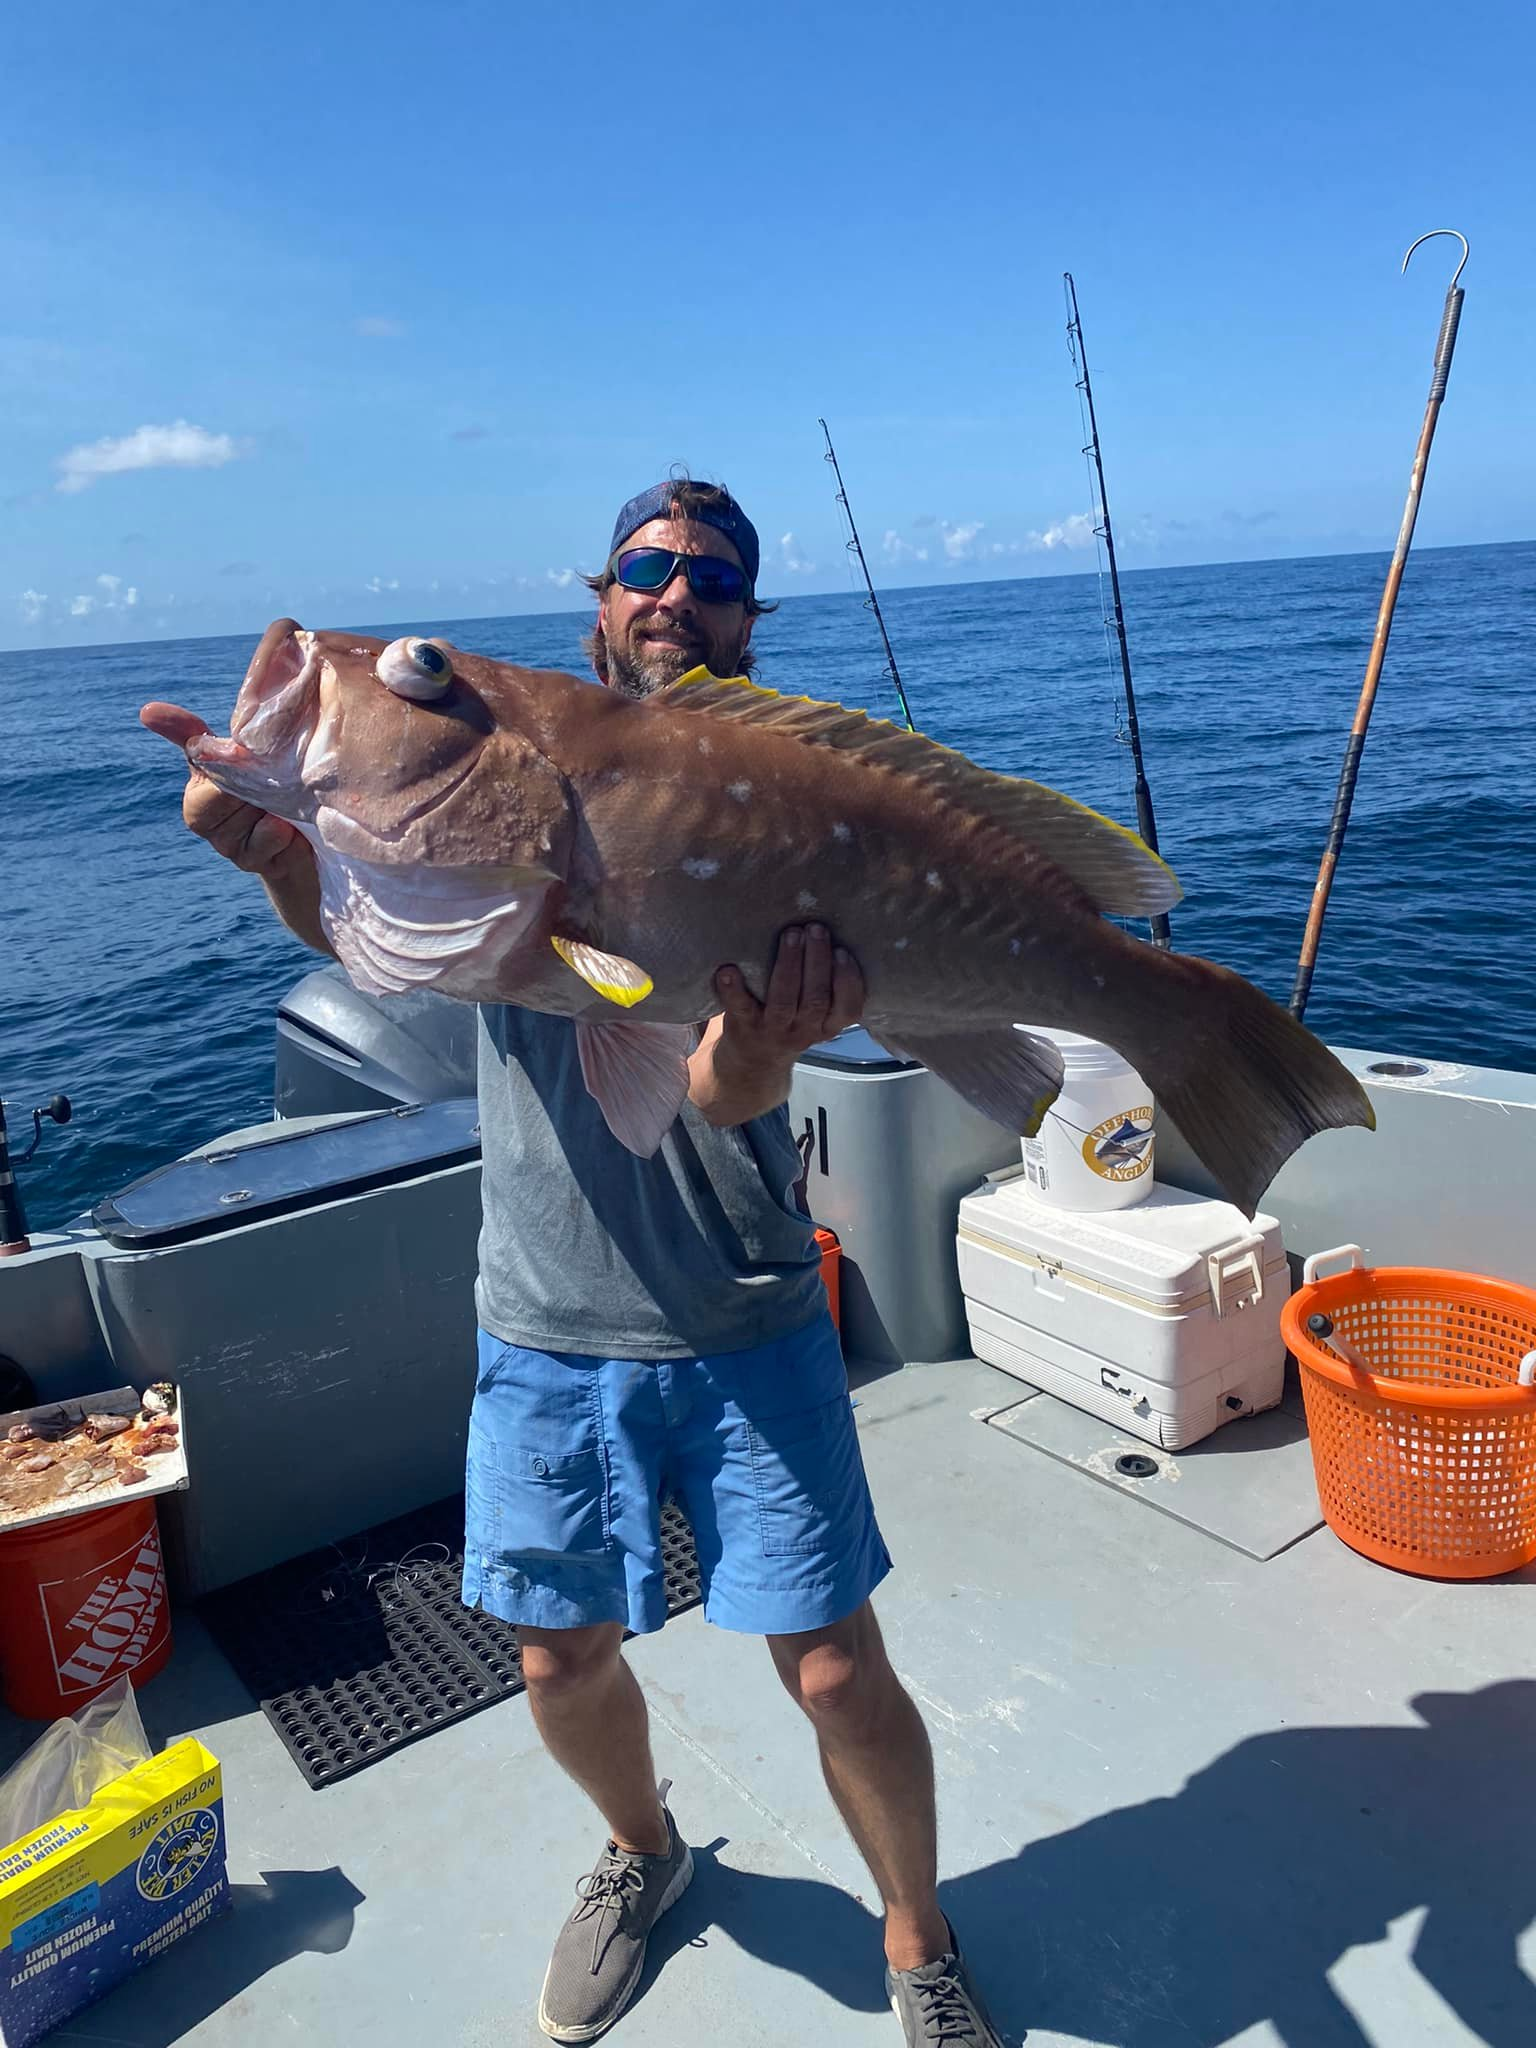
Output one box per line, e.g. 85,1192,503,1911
654,670,1181,917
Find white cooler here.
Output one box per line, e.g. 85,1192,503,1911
956,1172,1289,1449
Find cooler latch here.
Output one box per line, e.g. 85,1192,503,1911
1208,1234,1265,1318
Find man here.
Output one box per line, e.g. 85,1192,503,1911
163,478,1003,2048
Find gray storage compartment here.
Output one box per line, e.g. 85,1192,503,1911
789,1030,1020,1367
86,1105,484,1597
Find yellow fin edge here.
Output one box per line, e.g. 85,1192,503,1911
551,935,653,1008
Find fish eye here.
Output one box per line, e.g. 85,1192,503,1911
378,636,455,700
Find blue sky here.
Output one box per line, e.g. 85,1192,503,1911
5,0,1533,649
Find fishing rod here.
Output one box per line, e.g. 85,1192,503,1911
1064,272,1171,949
1289,230,1469,1022
818,418,916,732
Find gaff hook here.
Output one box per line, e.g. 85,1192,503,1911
1401,228,1469,289
1288,229,1471,1021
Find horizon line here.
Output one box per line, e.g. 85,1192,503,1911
4,534,1531,661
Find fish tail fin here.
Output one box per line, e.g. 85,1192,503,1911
1106,946,1375,1216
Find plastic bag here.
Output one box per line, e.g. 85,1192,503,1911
0,1676,150,1847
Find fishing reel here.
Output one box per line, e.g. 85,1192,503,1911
8,1094,73,1165
0,1091,73,1256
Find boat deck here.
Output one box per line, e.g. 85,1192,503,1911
7,1352,1534,2048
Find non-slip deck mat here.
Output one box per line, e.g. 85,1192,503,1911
200,1495,703,1788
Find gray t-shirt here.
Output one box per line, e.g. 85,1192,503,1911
474,1004,825,1359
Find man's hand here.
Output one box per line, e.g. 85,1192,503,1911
688,925,865,1127
140,701,333,955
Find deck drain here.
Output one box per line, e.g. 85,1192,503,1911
202,1495,702,1789
1114,1452,1159,1479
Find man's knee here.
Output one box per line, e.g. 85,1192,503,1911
518,1621,624,1704
770,1604,892,1733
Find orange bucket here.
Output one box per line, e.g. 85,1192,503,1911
0,1498,172,1720
815,1226,842,1333
1282,1246,1536,1580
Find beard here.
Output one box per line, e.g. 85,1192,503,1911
603,623,719,699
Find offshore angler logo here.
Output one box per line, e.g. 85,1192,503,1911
1082,1106,1155,1184
43,1527,169,1694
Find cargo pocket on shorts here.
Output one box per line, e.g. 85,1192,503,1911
493,1444,612,1562
747,1396,861,1559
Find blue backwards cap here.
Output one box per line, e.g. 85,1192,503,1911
608,481,760,587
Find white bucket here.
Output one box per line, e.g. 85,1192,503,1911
1015,1027,1155,1212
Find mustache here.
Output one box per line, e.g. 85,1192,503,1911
636,624,704,646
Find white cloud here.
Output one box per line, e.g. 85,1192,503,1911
18,589,47,625
97,572,121,593
1028,511,1098,552
356,316,405,338
546,568,577,589
971,512,1103,562
364,576,400,595
55,421,238,494
70,594,96,617
882,529,929,565
777,531,817,575
942,520,985,561
124,585,139,606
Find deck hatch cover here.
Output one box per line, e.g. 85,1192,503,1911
92,1097,482,1246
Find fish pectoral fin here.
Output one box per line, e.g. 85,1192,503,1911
576,1017,695,1156
871,1025,1065,1136
552,936,654,1008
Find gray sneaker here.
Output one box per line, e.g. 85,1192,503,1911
887,1920,1007,2045
537,1781,694,2042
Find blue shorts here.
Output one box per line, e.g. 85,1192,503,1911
461,1311,892,1637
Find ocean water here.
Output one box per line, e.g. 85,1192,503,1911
2,540,1532,1232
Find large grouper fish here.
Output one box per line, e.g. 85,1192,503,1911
142,620,1373,1213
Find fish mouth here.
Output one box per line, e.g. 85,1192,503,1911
232,618,319,750
186,618,322,808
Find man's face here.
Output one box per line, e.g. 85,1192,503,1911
598,515,754,698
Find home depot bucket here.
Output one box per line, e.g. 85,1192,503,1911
0,1499,171,1721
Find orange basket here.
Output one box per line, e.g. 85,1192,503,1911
1282,1246,1536,1580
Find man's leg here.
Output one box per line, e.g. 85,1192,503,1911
462,1338,690,2038
768,1600,949,1971
518,1621,669,1857
517,1622,693,2041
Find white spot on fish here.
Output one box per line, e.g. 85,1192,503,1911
797,890,819,911
926,869,942,889
1094,974,1106,988
831,821,852,842
681,857,720,880
893,937,910,951
697,737,712,754
349,646,370,655
727,779,752,801
1010,938,1022,956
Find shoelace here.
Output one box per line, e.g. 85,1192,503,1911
572,1852,649,1976
907,1963,981,2041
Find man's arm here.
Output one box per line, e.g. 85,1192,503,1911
195,778,334,956
689,924,865,1127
